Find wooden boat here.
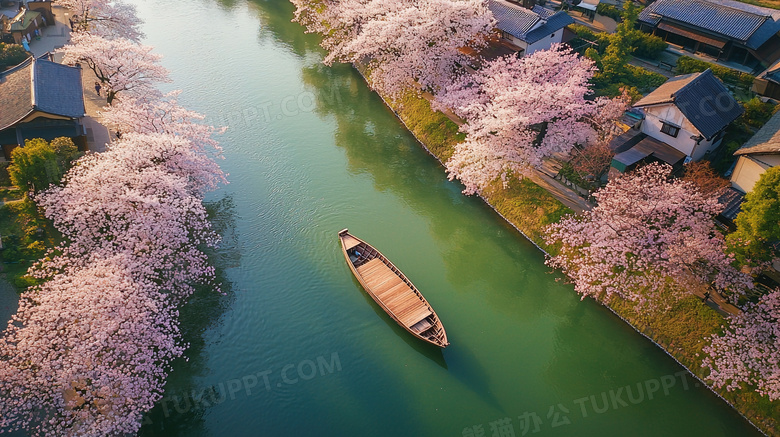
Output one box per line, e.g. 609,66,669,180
338,229,449,348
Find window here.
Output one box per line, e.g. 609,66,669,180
660,122,680,138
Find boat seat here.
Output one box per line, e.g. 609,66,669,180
410,317,433,333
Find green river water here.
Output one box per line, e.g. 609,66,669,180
0,0,767,435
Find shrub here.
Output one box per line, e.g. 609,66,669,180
596,3,623,21
675,56,755,88
0,43,29,71
8,138,80,193
742,97,775,128
625,64,667,90
633,32,668,59
569,24,610,55
569,24,597,41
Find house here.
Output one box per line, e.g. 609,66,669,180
609,69,743,175
488,0,574,56
573,0,600,22
0,56,86,160
731,110,780,193
753,58,780,100
637,0,780,71
721,111,780,233
6,7,42,44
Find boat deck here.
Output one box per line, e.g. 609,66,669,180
356,258,432,327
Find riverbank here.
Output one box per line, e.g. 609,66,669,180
362,73,778,436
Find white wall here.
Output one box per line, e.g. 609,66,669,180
525,29,565,55
731,154,780,193
501,32,528,51
640,104,719,160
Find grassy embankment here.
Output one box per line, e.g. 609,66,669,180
384,91,778,436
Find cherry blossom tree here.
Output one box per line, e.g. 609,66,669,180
437,45,627,194
704,289,780,401
292,0,494,96
544,163,752,310
57,0,144,42
0,256,185,436
0,133,223,435
33,133,222,293
59,34,170,105
101,92,227,192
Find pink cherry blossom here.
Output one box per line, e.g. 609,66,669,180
544,163,752,311
57,0,144,42
59,34,170,105
704,289,780,401
292,0,495,96
436,45,627,194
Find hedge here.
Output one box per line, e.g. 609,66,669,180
596,3,623,21
633,32,668,59
676,56,755,89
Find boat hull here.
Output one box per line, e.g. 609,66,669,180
338,229,449,348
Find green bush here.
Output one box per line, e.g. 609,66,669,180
742,97,775,129
625,64,667,90
596,3,623,21
569,24,597,41
8,137,80,193
0,43,29,71
569,24,610,55
633,32,668,59
675,56,755,88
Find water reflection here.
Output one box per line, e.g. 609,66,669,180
248,0,325,58
139,195,239,436
350,274,449,370
298,61,553,313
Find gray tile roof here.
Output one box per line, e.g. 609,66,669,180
34,58,85,119
634,69,743,140
718,186,744,221
735,110,780,156
0,57,84,131
633,72,700,106
0,58,34,131
638,0,780,49
489,0,572,44
525,11,573,44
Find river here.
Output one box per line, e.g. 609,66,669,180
3,0,765,435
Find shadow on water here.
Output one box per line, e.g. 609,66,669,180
139,195,240,436
346,265,504,412
298,62,551,308
444,346,506,414
347,273,449,370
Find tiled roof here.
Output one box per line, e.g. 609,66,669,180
489,0,572,44
490,0,539,38
524,11,573,44
634,70,743,140
612,133,687,167
0,58,34,131
34,58,85,119
0,57,85,131
633,72,700,106
718,187,744,221
638,0,780,47
735,110,780,156
9,10,39,32
531,4,554,20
